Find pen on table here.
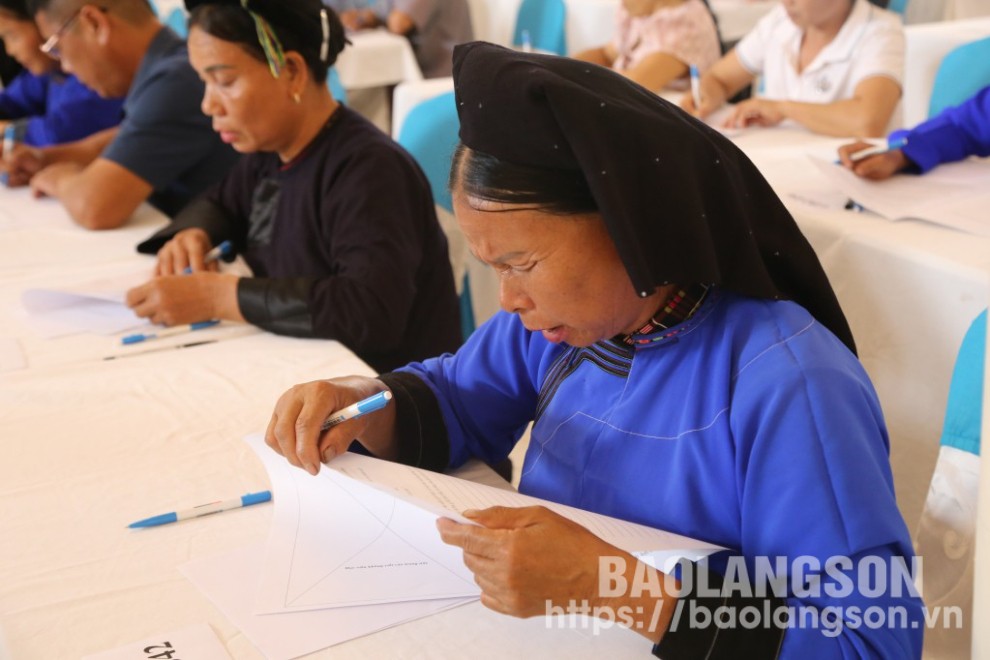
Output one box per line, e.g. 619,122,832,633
121,319,220,345
103,339,217,361
128,490,271,528
182,240,233,274
848,137,908,163
689,64,702,110
1,124,17,186
321,390,393,432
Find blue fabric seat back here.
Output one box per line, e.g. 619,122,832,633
397,92,458,213
887,0,908,15
165,7,188,38
929,36,990,118
327,67,347,103
397,91,476,337
513,0,567,56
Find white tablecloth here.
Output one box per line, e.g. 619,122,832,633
335,28,423,90
0,191,652,658
730,126,990,532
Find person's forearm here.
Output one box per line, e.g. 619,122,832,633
49,169,132,230
778,99,889,138
573,47,612,67
43,127,118,166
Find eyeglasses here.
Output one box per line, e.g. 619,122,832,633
39,8,83,60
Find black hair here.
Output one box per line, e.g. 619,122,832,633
188,2,346,84
448,142,597,216
0,0,30,20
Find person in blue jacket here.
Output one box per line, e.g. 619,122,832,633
838,84,990,179
265,43,924,658
0,0,121,146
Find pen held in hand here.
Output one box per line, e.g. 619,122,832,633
848,137,908,163
320,390,393,432
689,64,702,111
182,240,233,274
128,490,271,528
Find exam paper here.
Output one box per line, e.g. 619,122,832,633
181,543,473,660
248,432,720,618
21,268,151,337
249,435,480,613
327,450,722,558
809,155,990,237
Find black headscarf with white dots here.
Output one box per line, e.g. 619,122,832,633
452,42,856,353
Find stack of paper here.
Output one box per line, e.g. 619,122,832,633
182,435,721,658
809,155,990,237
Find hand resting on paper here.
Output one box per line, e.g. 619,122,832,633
436,505,679,641
265,376,399,476
155,228,221,275
837,140,910,181
125,272,242,326
0,143,46,188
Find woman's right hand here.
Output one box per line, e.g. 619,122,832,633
265,376,398,475
156,228,215,276
837,141,910,181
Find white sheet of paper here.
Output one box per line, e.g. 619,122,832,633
81,623,231,660
249,435,479,613
0,337,26,373
247,432,720,617
181,543,473,660
21,268,152,337
325,447,722,558
809,155,990,237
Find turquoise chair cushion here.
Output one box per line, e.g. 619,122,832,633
929,37,990,118
940,309,986,456
513,0,567,56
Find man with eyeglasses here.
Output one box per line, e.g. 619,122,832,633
8,0,239,228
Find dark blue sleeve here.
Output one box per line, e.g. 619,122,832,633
20,75,123,147
101,55,218,188
397,312,555,468
897,85,990,174
0,72,47,120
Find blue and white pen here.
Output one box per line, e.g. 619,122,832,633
183,240,233,274
1,124,17,186
848,137,908,162
321,390,393,431
689,65,702,110
128,490,271,528
121,319,220,345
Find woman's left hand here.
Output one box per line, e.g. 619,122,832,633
436,505,617,617
724,98,786,129
126,273,242,326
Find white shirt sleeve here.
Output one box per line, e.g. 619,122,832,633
845,8,905,90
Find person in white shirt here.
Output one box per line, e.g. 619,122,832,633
680,0,904,137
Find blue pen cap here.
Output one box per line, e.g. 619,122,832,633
355,390,392,414
241,491,272,506
121,333,148,345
